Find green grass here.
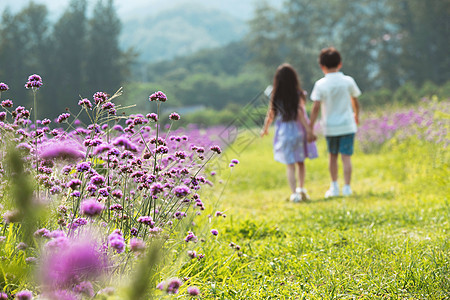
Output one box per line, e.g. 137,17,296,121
174,131,449,299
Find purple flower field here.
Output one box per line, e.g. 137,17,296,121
0,76,238,298
356,98,449,152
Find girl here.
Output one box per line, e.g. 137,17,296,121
261,63,318,202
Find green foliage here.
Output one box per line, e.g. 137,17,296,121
360,80,450,108
0,0,130,119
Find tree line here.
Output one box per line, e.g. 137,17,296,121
0,0,130,119
0,0,447,120
247,0,449,92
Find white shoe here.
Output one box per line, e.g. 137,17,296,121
290,193,301,203
296,187,310,201
325,187,340,198
342,185,352,196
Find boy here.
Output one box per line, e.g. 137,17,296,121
309,47,361,197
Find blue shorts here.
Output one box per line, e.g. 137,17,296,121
326,133,355,155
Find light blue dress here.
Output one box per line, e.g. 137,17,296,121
273,110,318,164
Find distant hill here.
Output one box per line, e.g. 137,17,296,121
120,3,247,62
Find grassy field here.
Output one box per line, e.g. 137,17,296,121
174,132,449,299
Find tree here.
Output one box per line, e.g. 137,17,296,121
51,0,88,114
247,1,287,82
85,0,123,96
0,4,51,115
390,0,450,86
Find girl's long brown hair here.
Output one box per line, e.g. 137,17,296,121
270,63,304,122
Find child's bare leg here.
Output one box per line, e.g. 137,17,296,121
286,164,296,193
296,162,305,188
341,154,352,185
329,153,339,182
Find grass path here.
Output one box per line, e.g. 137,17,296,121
177,133,449,299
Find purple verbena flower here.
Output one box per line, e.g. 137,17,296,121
25,74,43,89
184,231,198,243
81,199,105,217
73,281,95,298
0,82,9,92
169,112,180,121
67,179,82,190
41,239,106,288
129,238,145,252
137,216,155,226
210,145,222,154
90,175,105,186
173,185,191,197
149,91,167,102
56,113,71,123
40,140,84,161
146,113,158,122
187,286,200,296
211,229,219,236
78,98,93,109
166,278,182,294
1,99,12,108
93,92,108,104
112,137,137,152
108,229,125,253
15,290,33,300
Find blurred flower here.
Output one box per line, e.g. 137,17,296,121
73,281,94,298
166,278,182,294
187,286,200,296
184,231,198,243
40,140,84,161
211,229,219,236
129,238,145,252
173,185,191,197
112,137,137,152
81,199,105,217
15,290,33,300
149,91,167,102
108,229,125,253
17,242,28,250
41,239,106,289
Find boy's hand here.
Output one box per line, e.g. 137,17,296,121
354,113,359,125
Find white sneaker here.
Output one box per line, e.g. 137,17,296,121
296,187,310,201
342,185,352,196
290,193,301,203
325,187,340,198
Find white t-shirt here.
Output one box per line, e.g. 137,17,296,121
310,72,361,136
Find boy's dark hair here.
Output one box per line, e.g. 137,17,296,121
319,47,341,69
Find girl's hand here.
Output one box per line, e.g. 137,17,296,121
306,130,316,143
261,128,269,137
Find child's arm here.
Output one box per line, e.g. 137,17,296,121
309,101,321,131
351,96,360,125
297,106,316,142
261,106,274,137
